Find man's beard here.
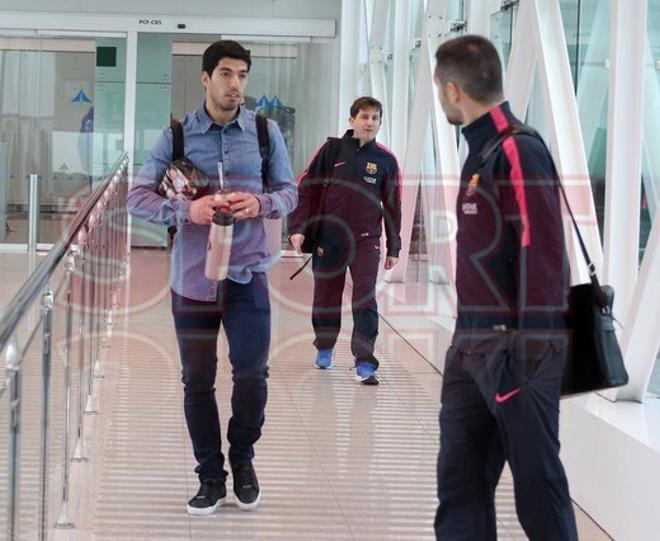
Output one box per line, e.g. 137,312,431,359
211,94,241,112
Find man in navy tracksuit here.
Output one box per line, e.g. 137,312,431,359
289,96,401,385
433,36,578,539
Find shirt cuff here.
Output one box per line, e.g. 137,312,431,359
174,199,192,225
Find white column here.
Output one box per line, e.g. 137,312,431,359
467,0,491,36
615,216,660,402
367,0,391,146
390,0,411,158
603,0,647,322
338,0,363,131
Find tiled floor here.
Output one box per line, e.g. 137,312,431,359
1,249,609,540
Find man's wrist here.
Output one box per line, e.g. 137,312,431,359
254,193,271,217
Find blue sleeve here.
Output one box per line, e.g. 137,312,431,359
126,127,191,226
253,119,298,219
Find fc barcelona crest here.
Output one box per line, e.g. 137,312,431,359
366,162,378,175
466,173,480,197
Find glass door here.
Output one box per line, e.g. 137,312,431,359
0,32,126,249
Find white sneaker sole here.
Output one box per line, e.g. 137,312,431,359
236,491,261,511
187,496,226,515
315,362,333,369
355,374,379,385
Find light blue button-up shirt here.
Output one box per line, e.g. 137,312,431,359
126,103,297,301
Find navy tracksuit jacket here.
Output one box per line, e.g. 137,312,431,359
435,102,578,540
289,130,401,365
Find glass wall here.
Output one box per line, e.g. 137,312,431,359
643,0,660,396
0,34,125,246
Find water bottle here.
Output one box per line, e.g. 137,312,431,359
205,208,233,281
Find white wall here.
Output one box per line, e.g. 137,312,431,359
0,0,341,20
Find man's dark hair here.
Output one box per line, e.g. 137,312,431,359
202,40,251,76
434,35,503,104
350,96,383,118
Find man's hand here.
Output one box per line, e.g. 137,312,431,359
189,195,219,225
225,192,261,220
384,256,399,270
289,233,305,254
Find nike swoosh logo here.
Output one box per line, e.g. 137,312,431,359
333,161,346,168
495,388,521,404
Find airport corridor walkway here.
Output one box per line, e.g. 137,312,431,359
53,250,608,540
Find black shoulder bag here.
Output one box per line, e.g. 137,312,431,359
480,124,629,396
289,137,342,280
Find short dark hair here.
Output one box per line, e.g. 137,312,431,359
350,96,382,118
202,40,251,76
434,35,503,104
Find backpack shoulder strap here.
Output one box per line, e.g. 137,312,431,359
322,137,342,181
479,124,545,167
478,123,539,167
256,114,270,185
171,120,184,161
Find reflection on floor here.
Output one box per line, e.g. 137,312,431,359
24,249,609,540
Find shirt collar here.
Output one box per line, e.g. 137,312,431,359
196,102,247,133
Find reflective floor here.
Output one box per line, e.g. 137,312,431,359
0,249,610,540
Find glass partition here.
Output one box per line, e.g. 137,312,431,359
0,34,126,247
643,0,660,396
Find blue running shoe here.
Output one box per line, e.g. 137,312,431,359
315,348,334,369
355,361,379,385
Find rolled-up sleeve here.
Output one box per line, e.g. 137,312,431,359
254,120,297,219
126,128,192,226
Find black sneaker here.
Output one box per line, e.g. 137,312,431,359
187,478,226,515
231,461,261,510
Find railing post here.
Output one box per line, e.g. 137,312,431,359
55,252,76,530
84,213,98,415
28,174,40,252
72,228,89,463
38,286,54,541
6,334,21,541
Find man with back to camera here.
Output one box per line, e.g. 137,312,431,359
288,96,401,385
126,40,297,515
432,35,578,540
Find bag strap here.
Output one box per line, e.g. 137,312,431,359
256,114,270,186
288,137,343,281
480,123,604,296
171,120,184,161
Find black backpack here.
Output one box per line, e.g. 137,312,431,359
166,114,271,249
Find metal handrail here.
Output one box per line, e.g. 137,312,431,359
0,153,127,352
0,153,130,540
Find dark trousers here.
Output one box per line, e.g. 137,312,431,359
435,338,578,541
171,273,270,482
312,238,381,367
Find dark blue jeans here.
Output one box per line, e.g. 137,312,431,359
171,273,270,482
435,337,578,541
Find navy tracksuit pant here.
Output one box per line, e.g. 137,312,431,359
435,336,578,541
311,237,381,368
171,273,270,482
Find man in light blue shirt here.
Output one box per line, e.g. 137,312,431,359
127,40,296,516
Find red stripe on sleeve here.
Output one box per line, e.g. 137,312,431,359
502,137,531,247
